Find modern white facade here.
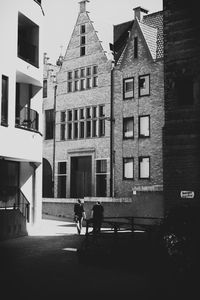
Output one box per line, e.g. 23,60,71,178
0,0,44,236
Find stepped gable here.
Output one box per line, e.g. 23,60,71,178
62,0,107,65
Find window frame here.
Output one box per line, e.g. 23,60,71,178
123,117,134,139
56,161,67,198
43,79,47,98
139,74,150,97
123,157,134,180
45,109,54,140
138,115,150,138
123,77,134,100
139,156,150,179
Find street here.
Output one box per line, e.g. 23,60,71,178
0,219,197,300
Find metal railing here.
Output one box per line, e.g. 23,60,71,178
0,187,30,222
85,216,163,236
16,106,39,131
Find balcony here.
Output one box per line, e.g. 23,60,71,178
16,107,39,132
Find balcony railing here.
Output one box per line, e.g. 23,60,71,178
16,107,39,132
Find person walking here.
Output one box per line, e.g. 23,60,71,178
74,199,85,234
91,201,104,234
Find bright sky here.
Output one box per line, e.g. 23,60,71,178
42,0,163,64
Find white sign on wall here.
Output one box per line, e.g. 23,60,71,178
180,191,195,199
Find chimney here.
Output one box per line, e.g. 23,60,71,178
79,0,89,13
133,6,149,21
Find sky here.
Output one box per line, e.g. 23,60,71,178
42,0,163,65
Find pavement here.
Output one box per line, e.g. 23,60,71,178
0,218,198,300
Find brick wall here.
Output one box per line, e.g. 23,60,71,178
163,0,200,208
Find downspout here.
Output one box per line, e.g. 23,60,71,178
110,67,114,197
52,84,57,198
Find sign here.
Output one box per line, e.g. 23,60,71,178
180,191,195,199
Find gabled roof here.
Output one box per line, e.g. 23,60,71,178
142,11,163,59
112,10,163,65
138,21,157,60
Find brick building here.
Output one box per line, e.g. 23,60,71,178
111,7,164,215
42,53,61,198
163,0,200,208
43,0,112,200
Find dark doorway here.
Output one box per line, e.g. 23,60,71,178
70,156,92,198
42,158,53,198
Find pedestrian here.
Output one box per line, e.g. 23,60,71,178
91,201,104,234
74,199,86,234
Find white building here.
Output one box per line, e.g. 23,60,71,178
0,0,44,238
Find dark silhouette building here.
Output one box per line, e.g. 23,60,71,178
163,0,200,208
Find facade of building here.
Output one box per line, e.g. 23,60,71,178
42,53,61,198
0,0,44,238
43,1,112,200
163,0,200,208
111,7,164,214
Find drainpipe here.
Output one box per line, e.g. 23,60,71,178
52,84,57,198
110,66,114,197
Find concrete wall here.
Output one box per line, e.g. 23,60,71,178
0,210,27,240
42,194,164,221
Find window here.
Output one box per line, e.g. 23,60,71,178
123,117,134,139
74,70,79,79
68,123,72,139
60,111,65,141
139,156,150,179
96,159,107,197
80,24,85,34
93,66,98,74
123,78,134,99
74,80,79,91
80,79,85,90
67,110,72,121
123,158,134,180
80,46,85,56
134,37,138,59
66,105,105,140
86,77,91,89
87,67,91,76
176,77,194,106
80,121,85,138
93,76,98,87
81,36,86,45
1,75,9,126
56,161,67,198
80,68,85,77
139,115,150,138
43,80,47,98
68,71,72,80
74,122,78,139
139,74,150,97
80,108,84,119
45,109,54,140
18,13,39,68
68,81,72,93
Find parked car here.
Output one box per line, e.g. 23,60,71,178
158,203,200,274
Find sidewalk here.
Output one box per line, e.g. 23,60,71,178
0,218,197,300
